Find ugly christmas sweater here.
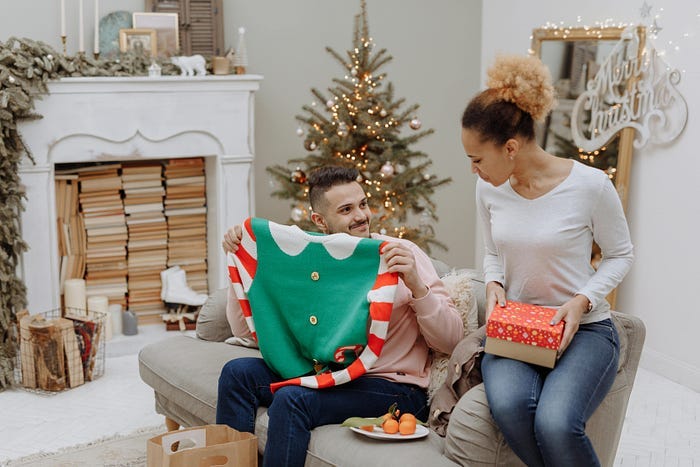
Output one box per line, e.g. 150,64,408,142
227,217,399,392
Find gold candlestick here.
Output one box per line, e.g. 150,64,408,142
61,35,67,55
93,52,100,60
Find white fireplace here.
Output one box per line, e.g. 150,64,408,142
18,75,262,314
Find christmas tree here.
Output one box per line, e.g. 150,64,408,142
266,0,450,252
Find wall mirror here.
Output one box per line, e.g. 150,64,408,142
530,26,646,308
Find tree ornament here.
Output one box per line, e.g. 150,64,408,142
296,127,304,137
424,173,431,180
326,99,335,108
351,67,358,76
379,109,387,117
304,139,317,151
409,117,422,130
291,167,307,183
380,161,395,177
291,205,307,222
47,54,53,60
337,122,348,137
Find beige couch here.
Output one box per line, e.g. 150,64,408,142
138,269,645,466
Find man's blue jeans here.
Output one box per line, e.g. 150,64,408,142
481,318,619,467
216,357,428,467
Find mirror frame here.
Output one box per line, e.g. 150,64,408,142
530,25,646,211
530,26,646,308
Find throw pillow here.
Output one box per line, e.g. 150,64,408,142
195,288,232,342
427,269,479,401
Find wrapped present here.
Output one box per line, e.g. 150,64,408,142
485,301,564,368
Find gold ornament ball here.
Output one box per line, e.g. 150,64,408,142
409,117,422,130
291,168,307,184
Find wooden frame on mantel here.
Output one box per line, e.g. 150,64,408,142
530,25,646,308
119,28,158,57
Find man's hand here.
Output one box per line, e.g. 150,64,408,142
381,242,428,299
551,294,589,358
222,225,243,254
485,281,506,320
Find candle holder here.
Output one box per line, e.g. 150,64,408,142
61,35,67,55
93,52,100,60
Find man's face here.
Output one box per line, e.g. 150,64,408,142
312,182,372,237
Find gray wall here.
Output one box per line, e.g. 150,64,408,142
1,0,482,268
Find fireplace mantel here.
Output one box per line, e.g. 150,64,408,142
18,75,263,314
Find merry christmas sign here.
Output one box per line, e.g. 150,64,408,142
572,25,687,152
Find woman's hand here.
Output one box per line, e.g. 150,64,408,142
221,225,243,254
381,242,428,299
551,294,590,357
485,281,506,320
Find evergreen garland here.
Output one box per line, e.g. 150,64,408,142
0,37,181,391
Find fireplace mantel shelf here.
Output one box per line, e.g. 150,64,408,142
19,74,262,313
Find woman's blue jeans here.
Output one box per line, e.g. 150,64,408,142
481,318,619,467
216,357,428,467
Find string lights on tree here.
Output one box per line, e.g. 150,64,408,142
266,0,450,252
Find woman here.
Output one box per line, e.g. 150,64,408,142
461,55,634,466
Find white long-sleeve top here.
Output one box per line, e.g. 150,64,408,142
476,160,634,324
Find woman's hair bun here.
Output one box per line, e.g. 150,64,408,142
486,55,556,122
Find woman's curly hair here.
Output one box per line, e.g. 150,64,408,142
487,55,556,122
462,55,556,144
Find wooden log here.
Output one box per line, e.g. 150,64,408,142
18,313,36,389
29,317,66,391
57,318,84,388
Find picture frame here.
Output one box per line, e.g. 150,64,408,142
133,12,179,57
118,28,157,57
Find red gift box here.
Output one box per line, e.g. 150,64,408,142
485,301,565,368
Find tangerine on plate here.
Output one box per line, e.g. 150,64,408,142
382,418,399,434
399,419,417,435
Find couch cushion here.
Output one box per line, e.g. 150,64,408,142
305,424,458,467
139,335,261,424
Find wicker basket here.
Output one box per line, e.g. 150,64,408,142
15,307,107,393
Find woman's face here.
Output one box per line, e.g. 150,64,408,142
461,128,513,186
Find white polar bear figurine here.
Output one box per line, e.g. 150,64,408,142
171,55,207,77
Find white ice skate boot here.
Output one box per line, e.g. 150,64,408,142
161,266,207,306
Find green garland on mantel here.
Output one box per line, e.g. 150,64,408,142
0,36,184,390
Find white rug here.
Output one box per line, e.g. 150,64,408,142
3,424,167,467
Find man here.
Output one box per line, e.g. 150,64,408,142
217,166,463,467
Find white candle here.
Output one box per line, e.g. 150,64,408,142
109,303,123,337
93,0,99,55
88,296,110,340
64,278,87,313
61,0,66,36
78,0,84,53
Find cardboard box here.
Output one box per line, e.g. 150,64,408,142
147,424,257,467
485,301,564,368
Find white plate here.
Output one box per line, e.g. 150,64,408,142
349,423,429,441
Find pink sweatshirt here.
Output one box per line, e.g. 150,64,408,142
226,234,464,389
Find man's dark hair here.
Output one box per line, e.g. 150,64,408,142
308,166,360,210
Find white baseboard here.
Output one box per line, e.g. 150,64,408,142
640,347,700,392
